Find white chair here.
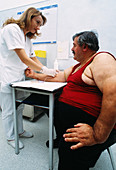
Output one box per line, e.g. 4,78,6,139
107,147,116,170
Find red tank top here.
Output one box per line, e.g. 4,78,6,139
59,52,116,129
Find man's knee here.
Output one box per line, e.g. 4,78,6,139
58,138,102,169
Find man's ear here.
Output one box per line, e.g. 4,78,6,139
83,44,88,51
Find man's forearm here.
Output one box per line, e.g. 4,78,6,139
93,106,116,143
33,72,47,81
33,71,66,82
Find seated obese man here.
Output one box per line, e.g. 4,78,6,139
25,31,116,170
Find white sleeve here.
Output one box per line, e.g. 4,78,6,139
29,40,36,58
3,24,24,50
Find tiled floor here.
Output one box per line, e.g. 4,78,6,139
0,109,115,170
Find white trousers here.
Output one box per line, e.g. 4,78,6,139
0,91,24,140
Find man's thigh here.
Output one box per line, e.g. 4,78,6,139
58,129,116,169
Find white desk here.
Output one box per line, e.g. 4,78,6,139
11,80,66,170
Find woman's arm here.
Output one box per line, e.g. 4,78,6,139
14,49,58,76
15,49,43,71
31,56,43,68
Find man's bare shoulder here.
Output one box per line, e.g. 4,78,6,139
90,52,116,92
64,66,74,80
92,52,115,64
90,52,116,73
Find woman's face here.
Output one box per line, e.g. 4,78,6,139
28,15,43,34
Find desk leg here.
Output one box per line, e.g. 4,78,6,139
49,94,54,170
12,88,19,154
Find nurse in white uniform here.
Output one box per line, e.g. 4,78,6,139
0,7,58,149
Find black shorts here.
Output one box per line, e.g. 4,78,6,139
54,102,116,170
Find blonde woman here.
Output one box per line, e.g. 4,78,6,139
0,7,58,149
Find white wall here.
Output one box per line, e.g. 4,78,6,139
0,0,47,11
0,0,116,70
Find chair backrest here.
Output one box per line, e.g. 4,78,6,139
107,147,116,170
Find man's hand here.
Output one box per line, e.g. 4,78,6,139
25,68,35,78
63,123,97,150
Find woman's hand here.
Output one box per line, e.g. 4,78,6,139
63,123,97,150
41,66,59,77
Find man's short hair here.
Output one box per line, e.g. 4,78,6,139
73,31,99,51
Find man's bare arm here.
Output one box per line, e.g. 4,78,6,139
91,53,116,143
25,66,73,82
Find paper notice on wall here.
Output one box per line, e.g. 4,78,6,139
34,50,46,58
33,43,47,58
57,41,69,59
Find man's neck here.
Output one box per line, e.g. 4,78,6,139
81,51,96,67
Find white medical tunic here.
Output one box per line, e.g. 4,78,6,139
0,23,35,93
